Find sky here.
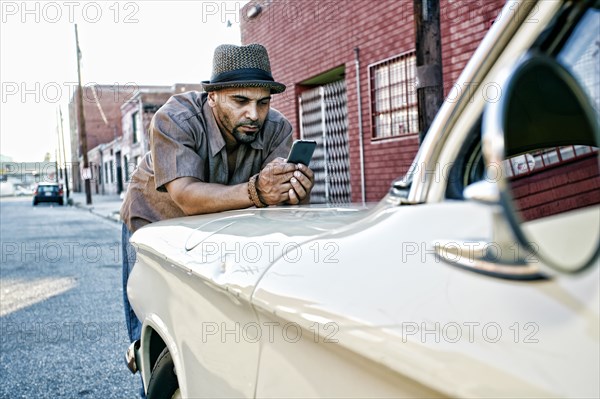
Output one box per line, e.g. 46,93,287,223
1,0,246,162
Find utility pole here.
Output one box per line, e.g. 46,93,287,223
58,105,70,200
414,0,444,144
55,149,59,182
55,117,62,181
74,23,92,205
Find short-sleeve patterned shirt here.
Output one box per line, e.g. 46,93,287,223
120,91,293,232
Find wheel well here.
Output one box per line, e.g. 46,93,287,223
148,328,168,372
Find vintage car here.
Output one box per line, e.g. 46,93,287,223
126,1,599,398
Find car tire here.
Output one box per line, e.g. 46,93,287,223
58,199,63,206
32,200,38,206
146,347,180,399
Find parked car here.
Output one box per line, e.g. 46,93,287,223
32,183,63,206
15,185,34,196
126,1,599,398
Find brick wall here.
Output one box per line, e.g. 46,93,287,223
512,155,600,221
440,0,504,95
68,85,135,192
241,0,505,202
70,85,133,152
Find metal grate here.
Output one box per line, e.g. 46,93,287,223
299,87,326,203
369,51,418,138
299,80,351,204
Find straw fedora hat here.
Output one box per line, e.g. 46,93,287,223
202,43,286,94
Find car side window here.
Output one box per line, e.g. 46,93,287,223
558,8,600,115
447,6,600,200
503,6,599,222
506,7,599,177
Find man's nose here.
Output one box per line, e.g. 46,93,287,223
245,104,258,121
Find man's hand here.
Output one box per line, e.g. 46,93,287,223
256,158,314,205
256,158,297,205
287,163,314,205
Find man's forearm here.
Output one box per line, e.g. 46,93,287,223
165,159,311,215
166,177,253,215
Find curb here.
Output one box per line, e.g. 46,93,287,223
72,201,122,224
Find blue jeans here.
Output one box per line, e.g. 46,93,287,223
122,223,145,398
122,223,142,343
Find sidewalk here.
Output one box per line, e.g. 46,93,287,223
70,192,123,223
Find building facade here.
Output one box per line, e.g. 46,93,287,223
117,89,173,195
84,84,202,196
241,0,505,203
69,84,140,193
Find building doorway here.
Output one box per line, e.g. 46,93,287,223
115,151,123,194
299,78,352,204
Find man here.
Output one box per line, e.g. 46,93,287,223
120,43,314,345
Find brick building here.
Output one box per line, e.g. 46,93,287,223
85,84,202,196
241,0,505,203
69,84,140,192
117,84,202,195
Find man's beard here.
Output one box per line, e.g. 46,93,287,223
232,123,261,144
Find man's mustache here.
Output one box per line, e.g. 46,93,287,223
237,122,260,128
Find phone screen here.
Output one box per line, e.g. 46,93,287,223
287,140,317,165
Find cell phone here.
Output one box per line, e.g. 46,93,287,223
287,140,317,166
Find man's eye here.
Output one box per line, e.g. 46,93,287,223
260,100,270,106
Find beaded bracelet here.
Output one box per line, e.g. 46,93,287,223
248,174,268,208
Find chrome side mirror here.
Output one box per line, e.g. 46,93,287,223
482,54,600,274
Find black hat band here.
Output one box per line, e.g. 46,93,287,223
210,68,275,84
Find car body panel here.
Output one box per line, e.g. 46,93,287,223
131,200,600,397
252,201,599,398
129,205,373,396
130,205,373,303
130,245,262,397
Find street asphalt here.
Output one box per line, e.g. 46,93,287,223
0,196,140,398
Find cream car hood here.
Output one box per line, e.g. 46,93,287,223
130,204,378,302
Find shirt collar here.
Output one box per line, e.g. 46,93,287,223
201,94,266,158
202,96,226,158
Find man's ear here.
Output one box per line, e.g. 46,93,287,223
207,91,217,108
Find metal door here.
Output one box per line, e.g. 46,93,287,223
299,80,351,204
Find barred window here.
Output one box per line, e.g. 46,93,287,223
504,145,597,177
370,51,418,138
